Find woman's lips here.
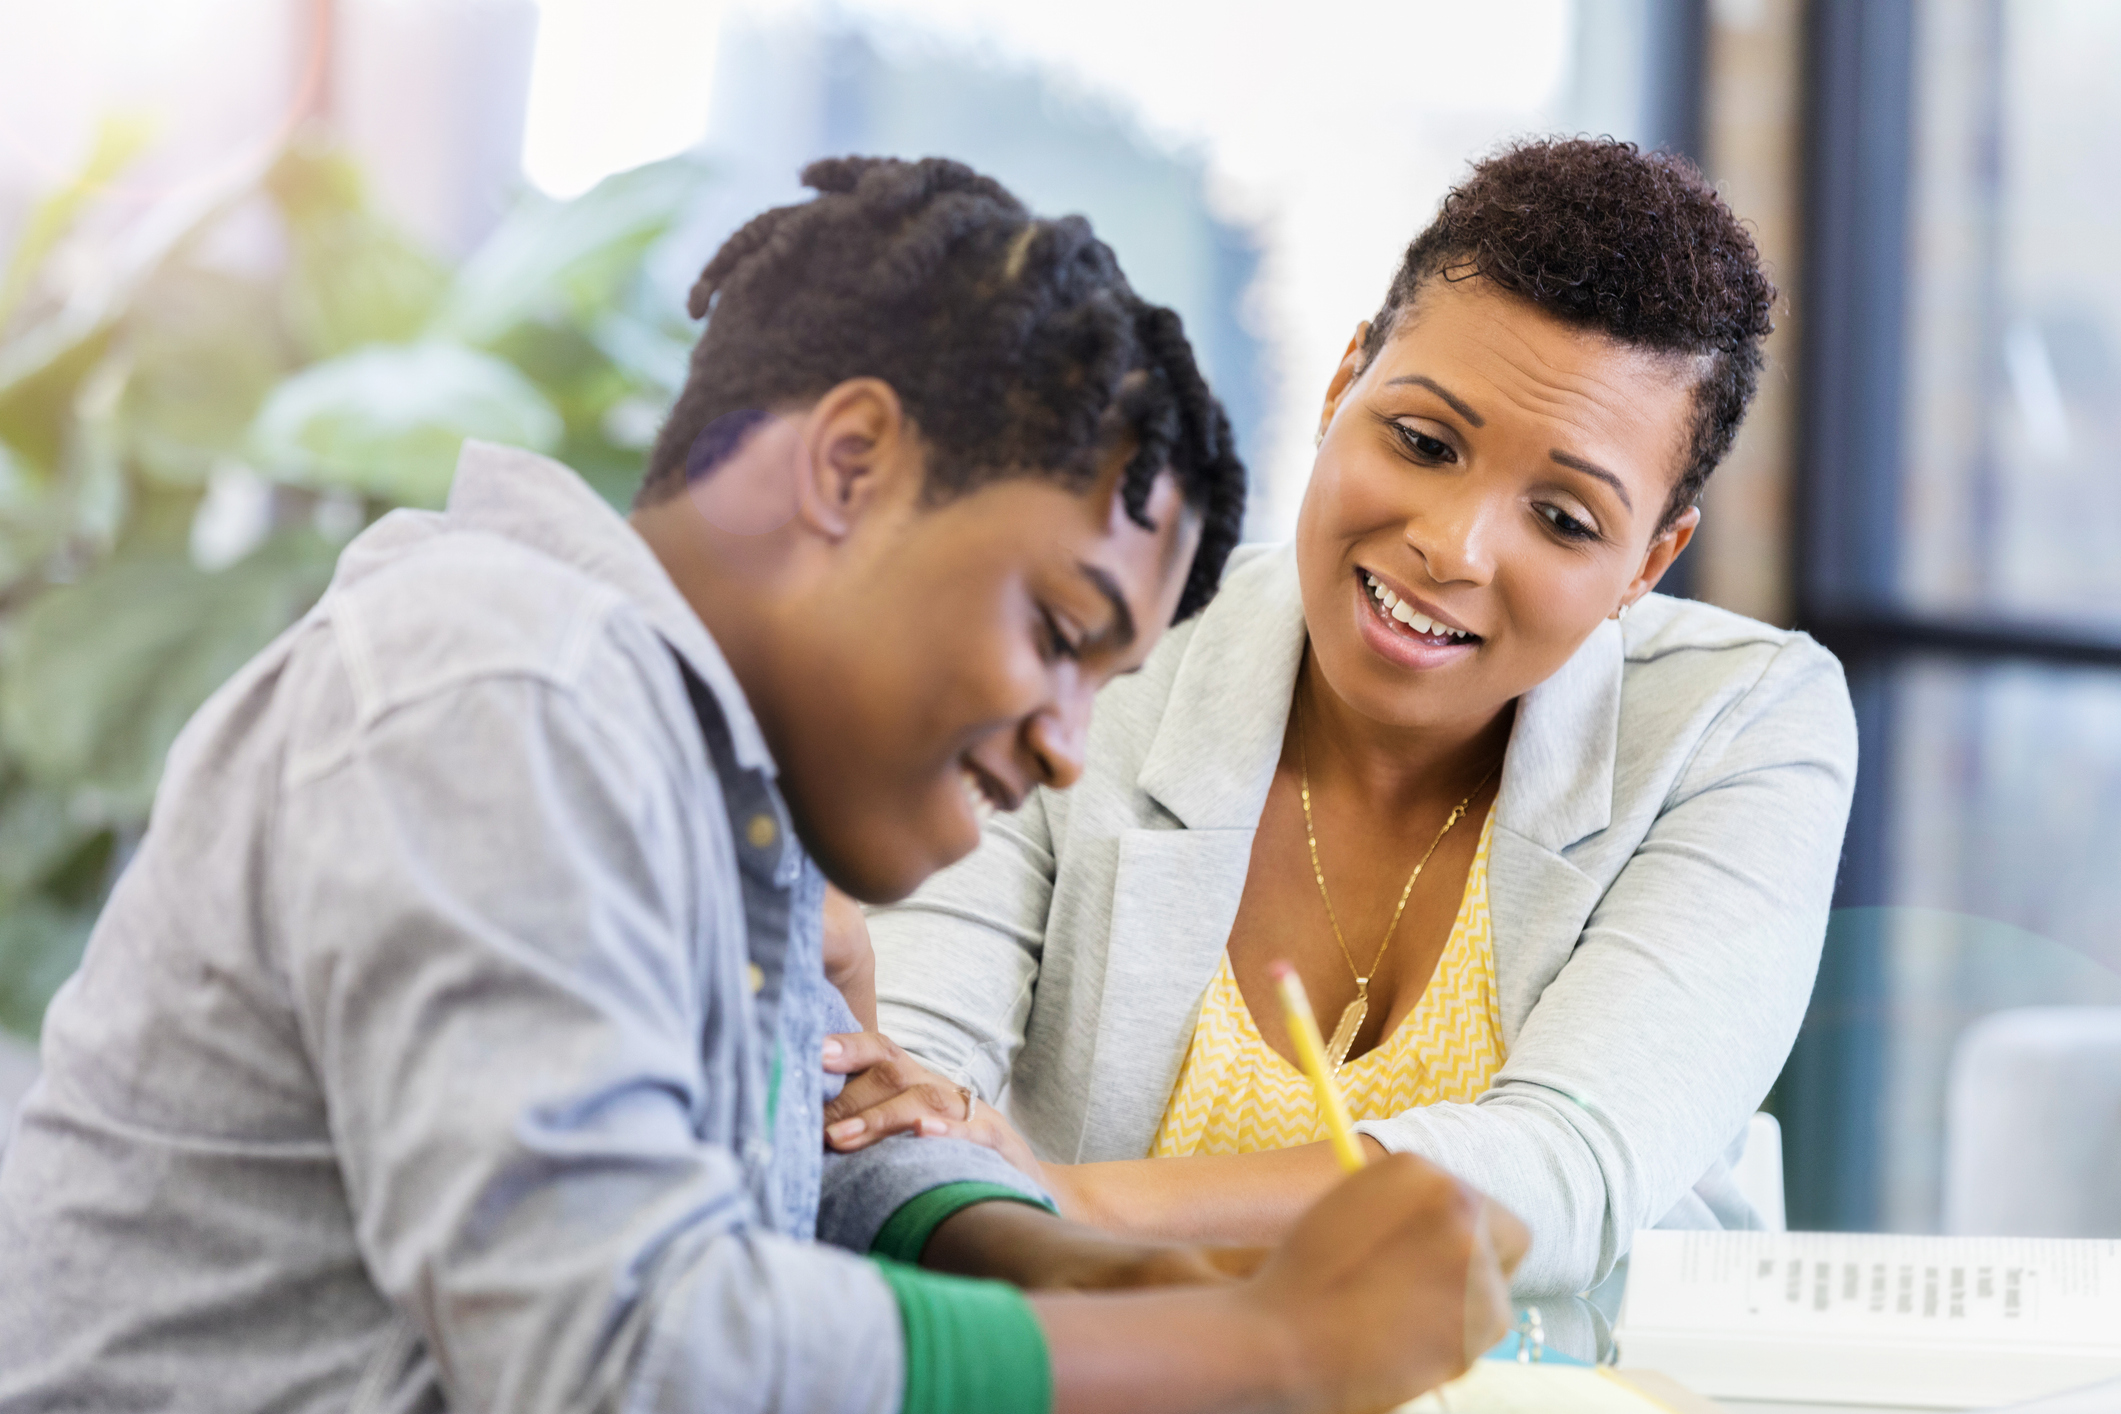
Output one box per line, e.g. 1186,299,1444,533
1360,569,1474,638
1352,568,1481,670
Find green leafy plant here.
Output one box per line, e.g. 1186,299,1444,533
0,124,709,1038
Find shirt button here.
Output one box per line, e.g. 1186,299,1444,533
747,963,765,994
745,814,777,849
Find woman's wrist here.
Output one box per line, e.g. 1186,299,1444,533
1036,1161,1093,1226
1041,1160,1156,1238
1037,1147,1358,1247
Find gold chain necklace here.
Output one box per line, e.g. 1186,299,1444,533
1297,702,1499,1069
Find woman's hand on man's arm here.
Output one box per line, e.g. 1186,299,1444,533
822,1028,1047,1179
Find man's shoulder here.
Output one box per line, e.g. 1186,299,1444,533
319,514,660,714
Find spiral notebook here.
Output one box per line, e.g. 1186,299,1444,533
1615,1230,2121,1409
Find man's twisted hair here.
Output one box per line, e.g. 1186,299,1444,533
1364,138,1777,534
642,156,1245,620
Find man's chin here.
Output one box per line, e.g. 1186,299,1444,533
804,826,964,907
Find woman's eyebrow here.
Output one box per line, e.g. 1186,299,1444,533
1548,449,1634,513
1384,374,1484,426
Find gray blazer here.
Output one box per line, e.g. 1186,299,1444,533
873,544,1858,1296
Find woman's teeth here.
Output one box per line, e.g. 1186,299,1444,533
1362,571,1472,641
961,768,997,821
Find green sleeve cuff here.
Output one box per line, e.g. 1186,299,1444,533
872,1258,1053,1414
869,1181,1057,1265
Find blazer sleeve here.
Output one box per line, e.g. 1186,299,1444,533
869,791,1058,1098
1355,635,1858,1297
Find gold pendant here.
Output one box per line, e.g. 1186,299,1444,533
1325,993,1367,1069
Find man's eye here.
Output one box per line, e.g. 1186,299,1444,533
1040,609,1081,661
1392,423,1456,463
1537,503,1599,541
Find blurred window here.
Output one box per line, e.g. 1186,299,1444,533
1789,0,2121,1235
1876,659,2121,1231
1901,0,2121,628
524,0,1658,537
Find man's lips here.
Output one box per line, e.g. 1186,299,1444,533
959,759,1022,816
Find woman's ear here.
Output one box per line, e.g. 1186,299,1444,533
1622,505,1702,609
1316,321,1371,447
793,377,918,540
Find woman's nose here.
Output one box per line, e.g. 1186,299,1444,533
1405,488,1497,586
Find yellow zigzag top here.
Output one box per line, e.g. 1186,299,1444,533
1150,807,1502,1158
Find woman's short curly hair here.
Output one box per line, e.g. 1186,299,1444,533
1362,137,1775,534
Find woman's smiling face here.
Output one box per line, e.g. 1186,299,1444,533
1297,277,1703,733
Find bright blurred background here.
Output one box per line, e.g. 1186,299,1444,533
0,0,2116,1242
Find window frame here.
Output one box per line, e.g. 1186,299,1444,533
1782,0,2121,1231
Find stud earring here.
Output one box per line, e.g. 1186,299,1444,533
1611,600,1632,622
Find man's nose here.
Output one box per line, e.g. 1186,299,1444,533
1025,685,1093,792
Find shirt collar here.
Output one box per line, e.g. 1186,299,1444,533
442,439,780,777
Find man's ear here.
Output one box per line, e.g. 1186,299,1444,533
792,377,918,540
1316,321,1371,446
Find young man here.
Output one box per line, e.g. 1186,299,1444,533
0,157,1523,1414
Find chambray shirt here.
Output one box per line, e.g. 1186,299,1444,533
0,443,1044,1414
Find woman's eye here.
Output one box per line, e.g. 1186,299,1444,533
1392,423,1456,463
1537,503,1599,541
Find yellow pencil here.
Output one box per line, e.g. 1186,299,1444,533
1270,961,1367,1174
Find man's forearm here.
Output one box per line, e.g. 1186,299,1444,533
1051,1138,1390,1246
920,1198,1261,1291
923,1153,1530,1414
1034,1286,1305,1414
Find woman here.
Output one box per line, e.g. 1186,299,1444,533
828,138,1857,1298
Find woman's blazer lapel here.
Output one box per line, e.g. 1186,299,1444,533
1488,618,1626,1046
1075,548,1306,1161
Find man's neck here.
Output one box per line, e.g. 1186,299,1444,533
628,497,792,743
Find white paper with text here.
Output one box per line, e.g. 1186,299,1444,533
1616,1231,2121,1408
